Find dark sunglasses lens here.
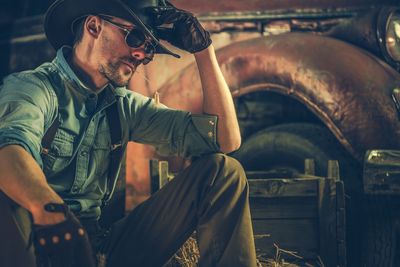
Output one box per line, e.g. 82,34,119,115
126,30,145,48
144,43,155,55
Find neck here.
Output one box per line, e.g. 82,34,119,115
69,44,108,92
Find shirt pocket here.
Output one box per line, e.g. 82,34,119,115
42,129,75,178
93,129,111,178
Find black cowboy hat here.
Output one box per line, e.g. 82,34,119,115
44,0,180,58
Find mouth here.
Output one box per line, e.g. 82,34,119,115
122,61,137,72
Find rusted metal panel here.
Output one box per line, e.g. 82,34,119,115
158,34,400,161
171,0,399,14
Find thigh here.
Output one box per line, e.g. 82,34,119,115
103,154,229,267
0,192,36,267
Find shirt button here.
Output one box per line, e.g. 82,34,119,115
71,186,79,193
207,131,213,138
209,120,215,126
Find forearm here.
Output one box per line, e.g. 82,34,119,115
194,45,241,153
0,145,64,224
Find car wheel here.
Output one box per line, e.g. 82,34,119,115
232,123,360,180
361,199,400,267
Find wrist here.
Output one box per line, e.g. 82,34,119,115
194,45,218,67
194,43,213,54
31,207,66,225
29,197,65,225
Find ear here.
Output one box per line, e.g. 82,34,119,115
85,16,102,37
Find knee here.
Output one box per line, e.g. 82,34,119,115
209,153,245,172
198,153,247,187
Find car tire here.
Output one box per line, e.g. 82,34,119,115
362,199,400,267
232,123,359,180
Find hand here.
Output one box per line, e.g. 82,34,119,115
31,205,66,226
149,2,212,53
33,203,95,267
29,192,66,225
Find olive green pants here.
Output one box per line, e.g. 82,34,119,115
0,153,257,267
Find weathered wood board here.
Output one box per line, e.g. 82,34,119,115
248,177,346,266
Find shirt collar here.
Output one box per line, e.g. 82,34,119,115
53,46,127,98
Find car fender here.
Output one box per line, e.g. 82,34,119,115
159,33,400,161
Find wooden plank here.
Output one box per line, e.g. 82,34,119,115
246,171,324,180
252,219,319,260
250,197,317,219
249,178,319,198
304,159,315,176
318,178,338,266
327,160,340,180
158,161,170,188
149,159,160,194
150,160,175,193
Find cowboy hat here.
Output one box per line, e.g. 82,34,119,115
44,0,180,58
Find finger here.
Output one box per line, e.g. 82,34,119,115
162,1,191,14
152,7,187,24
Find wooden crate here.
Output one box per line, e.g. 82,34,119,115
248,173,346,266
150,160,346,267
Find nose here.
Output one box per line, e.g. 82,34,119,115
130,46,147,61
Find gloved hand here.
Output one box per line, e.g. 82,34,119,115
149,2,212,53
33,203,95,267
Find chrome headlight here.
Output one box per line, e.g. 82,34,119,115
385,10,400,62
377,7,400,70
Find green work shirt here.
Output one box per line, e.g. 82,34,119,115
0,46,219,218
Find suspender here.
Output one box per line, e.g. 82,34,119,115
41,101,123,207
41,118,60,155
103,102,123,206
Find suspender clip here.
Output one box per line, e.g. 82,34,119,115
111,142,122,151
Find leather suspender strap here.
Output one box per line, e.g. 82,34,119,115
103,101,123,206
41,118,60,155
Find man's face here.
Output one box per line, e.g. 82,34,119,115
96,16,154,87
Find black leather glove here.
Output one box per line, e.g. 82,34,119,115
149,2,212,53
33,203,95,267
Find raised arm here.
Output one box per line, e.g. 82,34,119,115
194,46,241,153
151,4,241,153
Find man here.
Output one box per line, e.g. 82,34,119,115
0,0,257,266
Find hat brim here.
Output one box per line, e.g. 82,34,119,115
44,0,180,58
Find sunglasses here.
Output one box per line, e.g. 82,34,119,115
99,15,156,65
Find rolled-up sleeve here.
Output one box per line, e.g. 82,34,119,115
125,92,220,157
0,73,55,165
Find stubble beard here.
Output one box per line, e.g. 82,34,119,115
99,35,135,87
99,60,133,87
